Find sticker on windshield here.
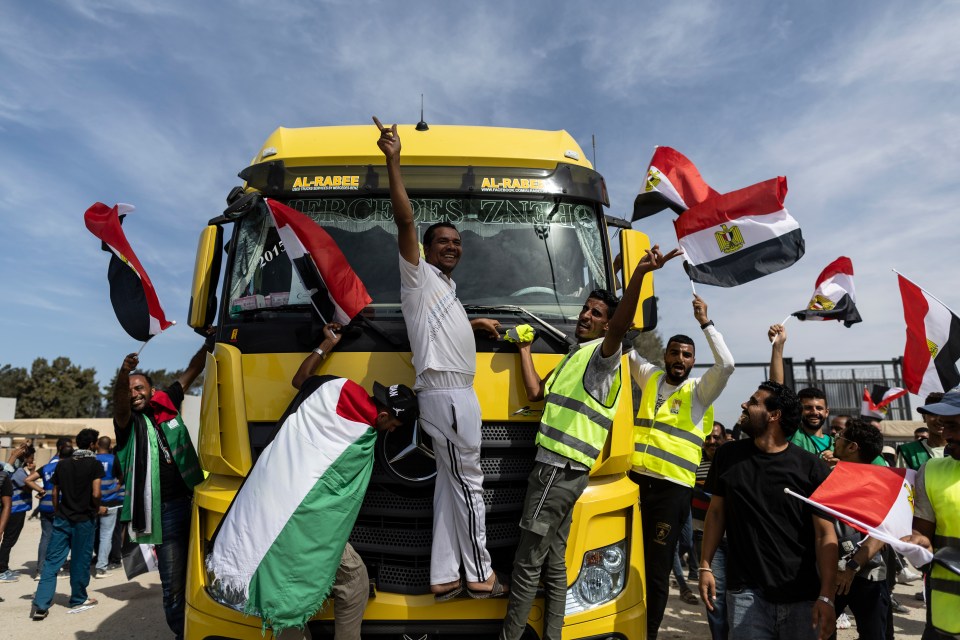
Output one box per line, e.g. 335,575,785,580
480,177,546,193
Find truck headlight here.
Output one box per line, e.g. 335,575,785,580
205,556,248,613
565,539,627,614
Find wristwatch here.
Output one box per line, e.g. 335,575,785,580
842,556,860,572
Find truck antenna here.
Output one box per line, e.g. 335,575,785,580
592,134,597,168
416,94,429,131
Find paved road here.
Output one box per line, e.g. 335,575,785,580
0,514,930,638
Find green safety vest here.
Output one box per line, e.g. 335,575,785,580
632,371,714,487
118,412,203,544
537,338,622,468
924,457,960,635
898,440,932,471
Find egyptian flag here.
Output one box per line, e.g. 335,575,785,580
206,376,376,633
632,146,720,221
674,177,804,287
861,385,908,420
899,275,960,397
792,257,862,327
83,202,173,341
265,199,371,324
787,462,933,568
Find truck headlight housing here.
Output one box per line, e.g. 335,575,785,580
565,539,628,614
205,556,248,613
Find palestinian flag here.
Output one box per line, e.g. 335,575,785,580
674,177,804,287
265,199,371,324
899,274,960,397
121,540,158,580
792,257,862,327
632,146,719,221
787,462,933,568
861,385,908,420
206,376,377,634
83,202,174,341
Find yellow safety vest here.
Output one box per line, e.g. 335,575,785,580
632,371,714,487
924,457,960,634
537,338,622,468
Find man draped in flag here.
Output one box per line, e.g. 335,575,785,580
632,147,719,221
83,203,173,342
206,322,418,636
898,274,960,398
265,198,371,324
792,257,862,327
674,177,805,287
112,340,208,639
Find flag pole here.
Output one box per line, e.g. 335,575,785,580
136,340,149,356
689,278,697,297
780,315,792,327
892,269,960,316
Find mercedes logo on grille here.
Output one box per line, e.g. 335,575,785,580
376,418,438,487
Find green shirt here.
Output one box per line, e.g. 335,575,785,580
788,429,833,456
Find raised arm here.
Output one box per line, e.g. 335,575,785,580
292,322,343,389
601,245,681,357
768,324,787,384
113,353,139,431
691,295,736,406
374,117,420,266
176,339,210,392
516,341,549,402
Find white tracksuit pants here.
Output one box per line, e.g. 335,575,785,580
416,386,492,585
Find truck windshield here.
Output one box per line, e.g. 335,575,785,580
226,196,608,321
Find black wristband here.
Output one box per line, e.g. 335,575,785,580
700,320,715,330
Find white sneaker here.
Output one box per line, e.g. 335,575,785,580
898,567,922,584
836,613,852,629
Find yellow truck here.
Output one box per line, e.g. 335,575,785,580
184,123,657,639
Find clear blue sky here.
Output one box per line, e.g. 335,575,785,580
2,0,959,423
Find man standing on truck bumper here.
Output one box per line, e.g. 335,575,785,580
501,246,680,640
630,294,735,640
112,339,208,640
374,117,505,598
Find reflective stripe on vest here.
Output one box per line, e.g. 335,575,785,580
925,458,960,634
536,338,621,468
632,370,712,487
97,453,124,505
11,490,31,513
38,458,59,513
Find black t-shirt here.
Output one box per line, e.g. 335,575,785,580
53,455,105,522
116,381,191,503
706,438,831,602
0,472,12,501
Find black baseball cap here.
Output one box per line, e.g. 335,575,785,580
372,382,419,426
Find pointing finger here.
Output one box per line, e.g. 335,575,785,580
372,116,386,132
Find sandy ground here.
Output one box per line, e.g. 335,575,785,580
0,515,930,639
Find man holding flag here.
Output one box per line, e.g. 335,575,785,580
903,390,960,639
898,392,949,470
112,337,208,640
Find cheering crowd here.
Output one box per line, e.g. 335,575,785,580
2,118,957,640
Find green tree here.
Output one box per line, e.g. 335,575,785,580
0,364,28,399
16,357,102,418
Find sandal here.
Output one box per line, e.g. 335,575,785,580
70,598,98,608
433,584,464,602
467,573,509,599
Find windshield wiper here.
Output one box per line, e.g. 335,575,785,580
463,304,572,346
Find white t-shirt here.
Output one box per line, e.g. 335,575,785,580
399,256,475,389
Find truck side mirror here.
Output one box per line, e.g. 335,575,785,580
188,225,224,329
619,229,658,331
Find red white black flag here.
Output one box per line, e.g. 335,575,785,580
791,257,862,327
673,177,804,287
898,274,960,397
632,146,719,221
265,199,371,324
83,202,173,342
861,385,908,420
